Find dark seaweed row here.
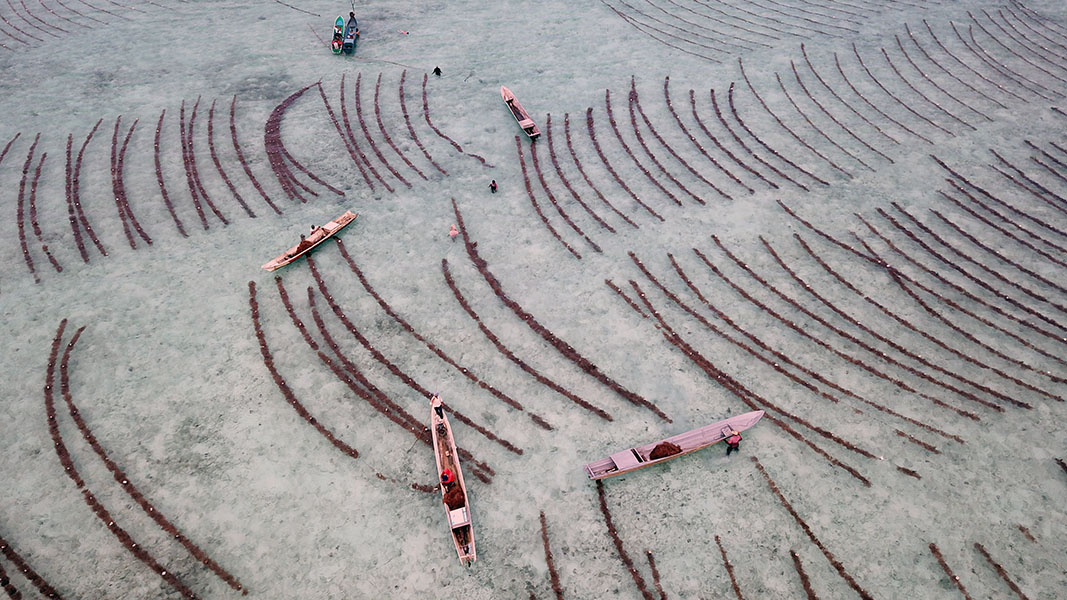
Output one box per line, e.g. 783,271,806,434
584,108,664,221
440,257,611,421
0,532,62,598
528,136,602,252
595,480,657,600
399,71,447,176
71,119,108,257
248,281,361,460
63,134,91,260
335,239,550,429
694,243,989,418
27,141,62,272
44,321,198,599
629,254,880,461
543,114,617,233
1017,525,1037,543
330,75,382,192
454,200,669,422
266,84,328,202
109,117,152,248
625,82,711,203
539,511,564,600
207,100,255,218
56,324,245,592
789,550,817,599
180,99,229,227
514,136,583,259
561,113,640,228
687,86,782,190
755,235,1037,408
306,257,521,457
645,550,666,600
229,96,281,215
720,84,817,190
154,110,189,236
895,465,921,479
373,73,428,181
751,457,873,599
774,69,873,173
604,88,683,207
605,279,649,319
16,134,41,282
928,543,973,600
354,73,411,188
714,535,744,600
626,278,871,484
669,248,965,443
973,542,1030,599
421,73,491,167
300,281,495,484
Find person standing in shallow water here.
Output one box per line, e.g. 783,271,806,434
725,430,742,455
449,224,458,241
433,66,442,76
489,180,497,193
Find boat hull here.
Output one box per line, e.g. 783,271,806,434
501,85,541,140
584,410,765,480
430,395,476,565
260,211,358,271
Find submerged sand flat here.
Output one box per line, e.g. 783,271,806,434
1,0,1065,597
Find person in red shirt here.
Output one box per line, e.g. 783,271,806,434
726,430,742,456
440,468,455,485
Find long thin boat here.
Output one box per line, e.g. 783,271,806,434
501,85,541,140
430,394,476,566
260,210,358,271
584,410,765,480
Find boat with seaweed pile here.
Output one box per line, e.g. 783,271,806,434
584,410,765,480
260,211,357,271
430,394,476,566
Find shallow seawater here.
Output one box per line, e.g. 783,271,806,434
1,0,1065,598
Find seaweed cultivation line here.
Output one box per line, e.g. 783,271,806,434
969,12,1067,89
902,22,1008,110
662,76,752,193
539,511,564,600
687,87,779,190
374,73,428,181
773,71,870,173
1017,525,1037,543
605,278,649,319
750,457,873,599
267,83,332,202
737,58,843,181
354,73,410,188
892,33,993,122
604,88,684,207
626,277,871,484
758,236,1039,408
44,321,199,599
56,323,245,593
72,119,108,257
800,43,902,145
696,242,994,416
207,99,255,218
953,22,1059,102
584,108,664,221
627,79,720,202
645,550,667,600
598,0,724,65
440,257,612,421
928,543,974,600
850,43,957,137
398,70,447,176
153,109,190,236
422,73,491,167
16,133,41,283
595,480,657,600
330,75,382,192
544,114,617,233
630,253,881,462
921,20,1027,104
454,200,670,422
229,96,280,215
0,532,63,598
335,239,550,429
110,116,153,248
306,257,522,457
248,281,361,460
790,550,818,600
300,280,496,483
515,136,583,259
560,113,640,228
528,133,603,251
181,99,230,226
63,134,91,260
667,248,965,443
725,83,821,190
878,45,976,131
27,141,62,273
714,535,744,600
974,543,1030,599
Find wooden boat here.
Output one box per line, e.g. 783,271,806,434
501,85,541,140
260,211,358,271
584,410,765,480
430,394,476,566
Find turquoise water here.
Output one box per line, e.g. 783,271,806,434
1,0,1064,598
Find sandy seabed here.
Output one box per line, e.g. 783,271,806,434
1,0,1065,598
